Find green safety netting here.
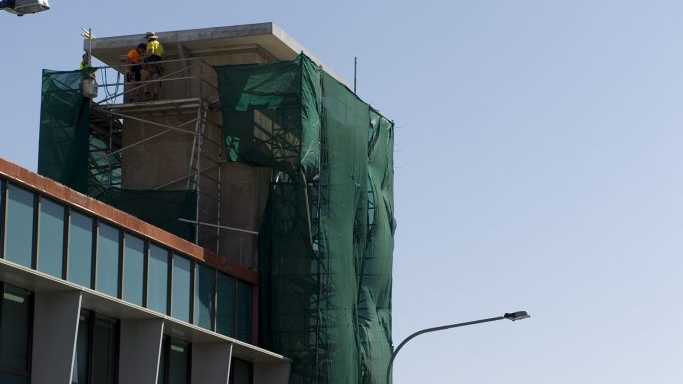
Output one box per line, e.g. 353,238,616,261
38,69,91,194
37,69,196,241
216,54,395,384
38,56,396,384
97,189,197,241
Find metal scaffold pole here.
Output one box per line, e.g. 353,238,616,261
82,57,226,253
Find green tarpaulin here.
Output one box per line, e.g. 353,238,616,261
37,69,196,241
38,54,396,384
38,70,91,194
216,54,395,384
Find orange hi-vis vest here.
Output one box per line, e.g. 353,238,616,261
127,49,141,64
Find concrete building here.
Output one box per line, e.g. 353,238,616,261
0,158,289,384
17,22,395,384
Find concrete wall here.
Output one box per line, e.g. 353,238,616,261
217,163,271,268
118,319,165,384
119,49,274,270
121,50,267,192
191,342,232,384
0,243,289,384
31,291,82,384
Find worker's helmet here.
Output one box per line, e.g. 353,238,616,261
145,32,158,40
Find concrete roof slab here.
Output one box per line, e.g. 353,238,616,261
89,22,347,86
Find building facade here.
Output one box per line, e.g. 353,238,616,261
19,22,395,384
0,158,289,383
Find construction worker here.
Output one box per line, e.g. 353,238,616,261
145,32,164,62
127,43,146,81
125,43,146,101
144,32,164,99
80,50,91,70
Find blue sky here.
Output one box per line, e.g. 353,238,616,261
2,0,683,382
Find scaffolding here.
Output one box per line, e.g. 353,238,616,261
39,52,395,384
212,55,396,384
84,58,258,268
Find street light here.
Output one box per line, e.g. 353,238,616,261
387,310,530,384
0,0,50,16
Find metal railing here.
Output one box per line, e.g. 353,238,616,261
91,57,219,106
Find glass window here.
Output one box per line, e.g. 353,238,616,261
157,337,167,384
147,244,168,314
0,284,32,383
92,317,118,384
96,223,120,297
73,312,90,384
0,373,28,384
194,263,215,330
158,336,190,384
171,255,191,323
4,184,34,267
229,358,253,384
68,211,93,287
236,281,252,342
37,198,64,277
168,339,189,384
122,234,144,306
216,273,236,337
72,312,119,384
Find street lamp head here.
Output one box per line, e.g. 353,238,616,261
504,311,530,321
1,0,50,16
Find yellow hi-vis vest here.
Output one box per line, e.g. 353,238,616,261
147,40,164,57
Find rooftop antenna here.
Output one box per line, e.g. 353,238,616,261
354,56,358,94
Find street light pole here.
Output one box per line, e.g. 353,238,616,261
386,311,530,384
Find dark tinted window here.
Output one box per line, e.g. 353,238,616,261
72,312,119,384
158,336,190,384
229,358,252,384
194,263,214,330
92,317,118,384
168,339,189,384
216,273,236,336
236,281,252,342
0,284,32,382
73,313,90,384
171,255,191,322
